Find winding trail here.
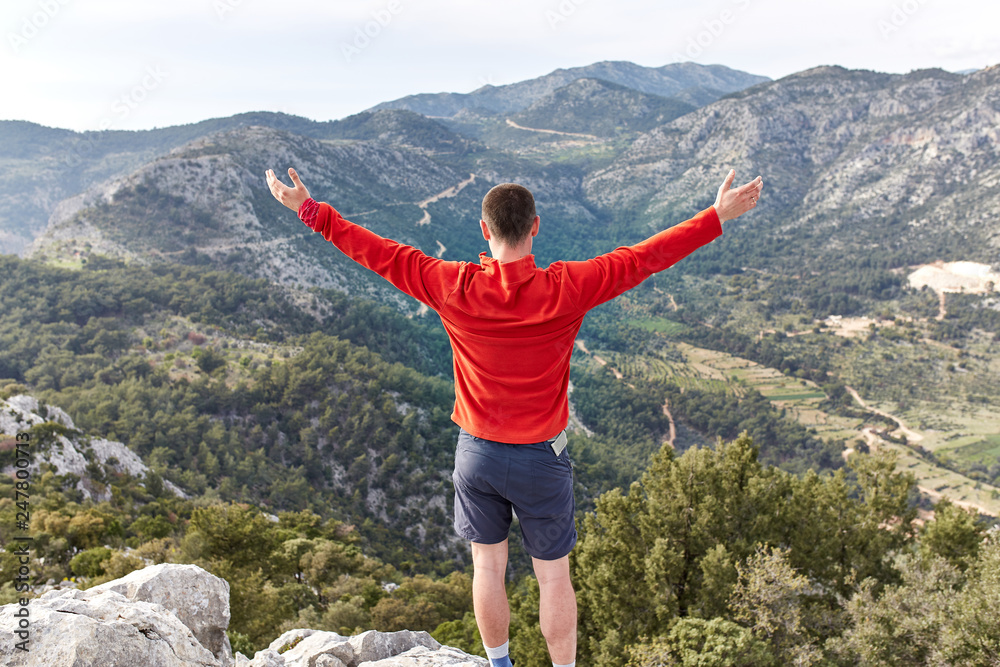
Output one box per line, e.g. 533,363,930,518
653,287,679,311
416,173,477,226
852,398,998,517
504,118,600,141
575,340,624,380
845,386,924,443
662,398,677,449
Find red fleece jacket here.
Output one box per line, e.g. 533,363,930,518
299,198,722,443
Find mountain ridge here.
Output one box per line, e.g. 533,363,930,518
370,61,770,117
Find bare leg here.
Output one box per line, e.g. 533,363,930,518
471,540,510,650
532,554,577,664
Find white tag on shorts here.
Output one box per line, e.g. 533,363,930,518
550,430,568,457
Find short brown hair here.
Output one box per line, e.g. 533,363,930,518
481,183,536,246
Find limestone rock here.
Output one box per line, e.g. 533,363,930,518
254,628,478,667
247,648,287,667
0,587,219,667
350,630,441,662
89,562,232,664
359,645,488,666
0,395,188,500
267,628,323,652
273,629,353,666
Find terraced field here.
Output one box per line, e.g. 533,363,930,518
578,336,1000,516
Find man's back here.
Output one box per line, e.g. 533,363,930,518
297,197,721,442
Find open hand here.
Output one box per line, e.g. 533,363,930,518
713,170,763,223
266,167,311,212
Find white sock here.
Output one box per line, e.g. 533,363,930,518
485,640,509,660
553,662,575,667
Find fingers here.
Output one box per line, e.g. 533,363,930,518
741,176,763,207
288,167,303,188
721,169,735,190
739,176,762,193
265,169,290,203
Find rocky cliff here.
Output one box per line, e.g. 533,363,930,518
0,563,486,667
1,394,186,501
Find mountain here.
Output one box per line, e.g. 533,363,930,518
509,77,697,138
583,65,1000,268
0,111,471,255
26,64,1000,294
1,62,769,256
370,61,770,116
23,123,476,296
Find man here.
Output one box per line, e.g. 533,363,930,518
267,167,763,667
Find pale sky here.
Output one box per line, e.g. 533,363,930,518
2,0,998,132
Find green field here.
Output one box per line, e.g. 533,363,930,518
628,316,688,336
951,434,1000,466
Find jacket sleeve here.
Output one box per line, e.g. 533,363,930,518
560,206,723,312
299,199,460,309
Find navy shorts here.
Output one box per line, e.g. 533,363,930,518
452,428,577,561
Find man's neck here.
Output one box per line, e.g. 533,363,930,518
489,238,533,263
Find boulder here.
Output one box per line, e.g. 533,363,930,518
245,648,287,667
271,629,354,666
0,587,220,667
90,563,232,663
350,630,441,663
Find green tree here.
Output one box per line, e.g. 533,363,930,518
934,537,1000,666
573,435,915,665
69,546,113,578
919,499,984,570
729,546,824,666
433,612,486,658
627,618,777,667
829,552,960,666
183,503,277,573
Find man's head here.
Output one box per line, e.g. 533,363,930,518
481,183,537,247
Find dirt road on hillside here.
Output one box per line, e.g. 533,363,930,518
417,174,477,226
505,119,600,141
845,386,924,443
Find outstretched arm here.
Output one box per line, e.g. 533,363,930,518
564,169,762,311
264,166,460,309
713,169,763,223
